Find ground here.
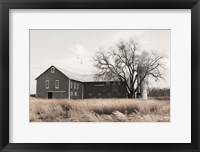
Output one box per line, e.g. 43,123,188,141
30,97,170,122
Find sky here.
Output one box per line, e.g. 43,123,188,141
30,30,170,94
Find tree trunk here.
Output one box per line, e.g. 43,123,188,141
128,91,135,98
131,94,135,98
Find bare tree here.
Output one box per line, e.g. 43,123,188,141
94,39,165,98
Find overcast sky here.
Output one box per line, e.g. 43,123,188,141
30,30,170,94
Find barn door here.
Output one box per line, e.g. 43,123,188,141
48,92,52,99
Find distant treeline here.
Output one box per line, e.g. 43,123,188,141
148,88,170,100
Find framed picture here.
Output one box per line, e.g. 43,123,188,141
0,0,200,151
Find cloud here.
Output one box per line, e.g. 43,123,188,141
99,30,143,47
71,44,89,56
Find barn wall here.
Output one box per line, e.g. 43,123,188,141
83,82,127,99
69,80,83,99
36,67,69,99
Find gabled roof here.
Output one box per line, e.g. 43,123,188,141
35,65,114,83
56,67,98,82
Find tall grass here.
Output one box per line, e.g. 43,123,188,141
30,97,170,122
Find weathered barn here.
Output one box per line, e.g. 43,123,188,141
35,66,127,99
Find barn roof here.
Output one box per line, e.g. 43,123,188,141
56,67,98,82
36,65,115,83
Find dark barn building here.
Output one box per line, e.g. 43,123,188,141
84,82,126,99
35,65,127,99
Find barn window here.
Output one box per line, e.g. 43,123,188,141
74,82,76,89
75,92,77,96
71,82,73,88
51,67,55,73
45,80,49,89
77,83,79,89
55,80,59,89
71,91,73,96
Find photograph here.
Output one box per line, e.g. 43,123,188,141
30,29,170,122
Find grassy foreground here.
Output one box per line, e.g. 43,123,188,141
30,97,170,122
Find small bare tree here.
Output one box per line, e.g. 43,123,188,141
94,39,165,98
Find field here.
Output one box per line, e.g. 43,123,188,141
30,97,170,122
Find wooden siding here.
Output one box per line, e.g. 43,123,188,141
69,80,84,99
36,67,69,99
83,82,127,99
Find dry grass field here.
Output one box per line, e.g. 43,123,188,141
30,97,170,122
